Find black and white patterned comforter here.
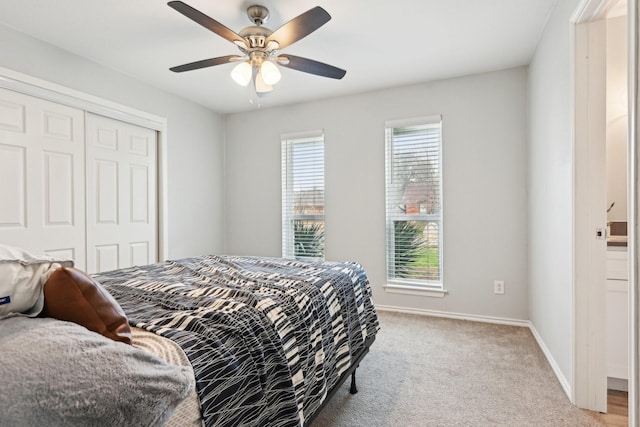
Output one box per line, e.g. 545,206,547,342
95,255,379,427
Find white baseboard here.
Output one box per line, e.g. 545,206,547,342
376,304,573,400
607,377,628,392
522,323,572,400
375,305,530,327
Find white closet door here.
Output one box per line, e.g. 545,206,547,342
85,113,157,273
0,88,86,267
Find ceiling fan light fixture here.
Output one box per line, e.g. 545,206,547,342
260,60,281,85
255,69,273,94
231,61,252,86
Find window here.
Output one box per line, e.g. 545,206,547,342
385,116,442,288
281,131,325,261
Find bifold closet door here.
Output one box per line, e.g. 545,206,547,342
85,113,157,274
0,87,86,267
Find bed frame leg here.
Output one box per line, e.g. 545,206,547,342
349,371,358,394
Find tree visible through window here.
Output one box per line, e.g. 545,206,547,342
282,132,325,260
385,117,442,286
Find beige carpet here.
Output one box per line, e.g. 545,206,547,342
310,310,605,427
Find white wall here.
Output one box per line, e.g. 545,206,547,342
606,15,628,223
0,23,225,259
527,0,581,389
225,67,529,321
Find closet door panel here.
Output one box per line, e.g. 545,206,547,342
95,244,119,272
86,113,157,273
0,144,26,226
130,241,149,266
0,98,25,131
0,88,85,268
130,164,149,223
44,151,74,226
95,159,119,224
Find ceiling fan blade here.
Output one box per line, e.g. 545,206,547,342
278,54,346,79
170,55,241,73
168,1,245,45
266,6,331,50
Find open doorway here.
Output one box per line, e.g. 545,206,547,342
572,0,633,422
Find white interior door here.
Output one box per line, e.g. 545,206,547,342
0,87,86,267
573,18,608,412
85,113,157,273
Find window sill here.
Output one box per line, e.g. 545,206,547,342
383,283,448,298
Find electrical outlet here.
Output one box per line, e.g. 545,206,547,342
494,280,505,295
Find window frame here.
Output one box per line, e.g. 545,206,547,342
384,115,444,293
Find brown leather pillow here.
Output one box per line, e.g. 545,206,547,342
42,267,132,345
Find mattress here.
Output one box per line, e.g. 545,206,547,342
131,327,203,427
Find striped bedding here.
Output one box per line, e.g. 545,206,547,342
95,255,379,427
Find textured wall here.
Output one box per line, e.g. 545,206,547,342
225,67,529,321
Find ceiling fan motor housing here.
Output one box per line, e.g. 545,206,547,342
239,26,273,50
246,5,269,25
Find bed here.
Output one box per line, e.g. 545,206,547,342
0,246,379,427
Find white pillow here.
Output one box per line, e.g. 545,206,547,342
0,244,74,318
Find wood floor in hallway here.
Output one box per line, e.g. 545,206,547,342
600,389,628,427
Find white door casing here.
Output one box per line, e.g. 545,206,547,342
629,0,639,423
85,113,157,273
0,87,86,268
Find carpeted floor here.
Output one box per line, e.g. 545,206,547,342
310,310,605,427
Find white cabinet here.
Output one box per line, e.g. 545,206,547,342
606,248,628,381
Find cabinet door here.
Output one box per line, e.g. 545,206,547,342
606,250,629,380
85,113,157,273
606,250,628,280
606,278,629,379
0,88,86,267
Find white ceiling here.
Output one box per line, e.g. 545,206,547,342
0,0,558,114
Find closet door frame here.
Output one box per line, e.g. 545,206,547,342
0,66,169,262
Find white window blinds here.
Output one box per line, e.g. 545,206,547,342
281,131,325,260
385,116,442,286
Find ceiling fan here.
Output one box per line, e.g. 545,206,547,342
167,1,346,96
